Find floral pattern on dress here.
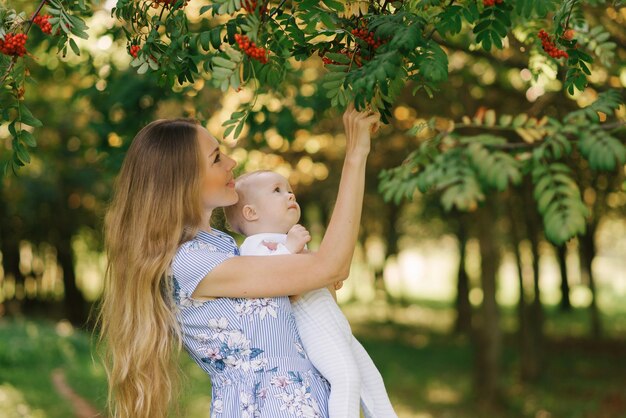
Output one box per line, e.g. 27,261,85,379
240,392,261,418
174,229,329,417
211,397,223,417
171,276,206,309
271,372,323,418
235,298,279,320
185,240,219,253
179,291,206,308
195,317,266,372
294,341,308,359
172,278,206,310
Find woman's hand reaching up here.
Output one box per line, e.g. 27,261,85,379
342,103,381,160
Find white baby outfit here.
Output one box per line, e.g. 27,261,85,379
240,233,398,418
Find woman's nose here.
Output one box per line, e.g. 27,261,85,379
226,154,237,170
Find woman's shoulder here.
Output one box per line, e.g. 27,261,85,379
178,228,238,255
171,228,239,292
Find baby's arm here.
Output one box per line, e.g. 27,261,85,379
285,226,343,302
285,224,311,254
283,225,311,302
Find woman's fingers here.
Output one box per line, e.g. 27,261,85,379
363,112,381,125
343,103,381,152
357,112,381,131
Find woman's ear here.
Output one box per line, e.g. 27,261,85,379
242,204,258,221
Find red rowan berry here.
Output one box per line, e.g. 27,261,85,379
538,29,568,59
235,34,268,64
351,23,387,51
128,44,141,58
0,33,28,57
34,14,53,35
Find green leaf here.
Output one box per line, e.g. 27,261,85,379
417,41,448,83
20,130,37,147
18,104,43,128
321,0,344,11
69,38,80,56
14,141,30,164
210,27,222,50
325,52,350,64
213,56,237,69
200,31,212,50
137,61,150,74
436,5,463,35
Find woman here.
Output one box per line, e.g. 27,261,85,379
99,104,380,417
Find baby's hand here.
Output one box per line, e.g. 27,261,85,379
286,224,311,254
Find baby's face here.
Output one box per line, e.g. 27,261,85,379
247,172,301,234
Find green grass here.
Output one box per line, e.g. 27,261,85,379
1,303,625,418
0,318,102,417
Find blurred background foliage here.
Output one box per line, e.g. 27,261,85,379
1,0,626,417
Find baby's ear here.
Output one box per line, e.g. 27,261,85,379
242,204,258,221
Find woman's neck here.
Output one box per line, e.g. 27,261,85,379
201,210,214,233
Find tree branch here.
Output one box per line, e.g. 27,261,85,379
563,0,577,30
0,0,48,87
269,0,288,18
453,121,626,150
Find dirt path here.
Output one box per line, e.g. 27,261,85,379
51,368,101,418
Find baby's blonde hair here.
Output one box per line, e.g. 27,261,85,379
224,170,274,235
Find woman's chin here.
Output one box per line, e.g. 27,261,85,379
223,192,239,207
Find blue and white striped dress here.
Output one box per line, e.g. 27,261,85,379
171,229,331,417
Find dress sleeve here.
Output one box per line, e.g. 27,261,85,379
171,240,234,295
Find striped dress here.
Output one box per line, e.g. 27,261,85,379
171,229,331,417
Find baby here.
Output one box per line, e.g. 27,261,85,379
224,170,397,418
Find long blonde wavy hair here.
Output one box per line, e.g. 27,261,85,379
98,119,204,418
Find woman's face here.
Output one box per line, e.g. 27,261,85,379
196,126,238,211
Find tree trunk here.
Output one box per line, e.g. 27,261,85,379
506,198,535,382
454,218,472,335
579,223,602,337
473,203,501,406
56,240,87,326
373,203,399,304
520,183,544,381
556,244,572,311
0,236,25,315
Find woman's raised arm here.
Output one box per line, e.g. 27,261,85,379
192,104,380,299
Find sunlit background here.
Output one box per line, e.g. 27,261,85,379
2,1,626,417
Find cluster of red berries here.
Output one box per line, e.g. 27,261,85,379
538,29,568,59
0,33,28,57
242,0,267,14
234,33,268,64
128,44,141,58
33,14,53,35
482,0,502,6
351,28,385,50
